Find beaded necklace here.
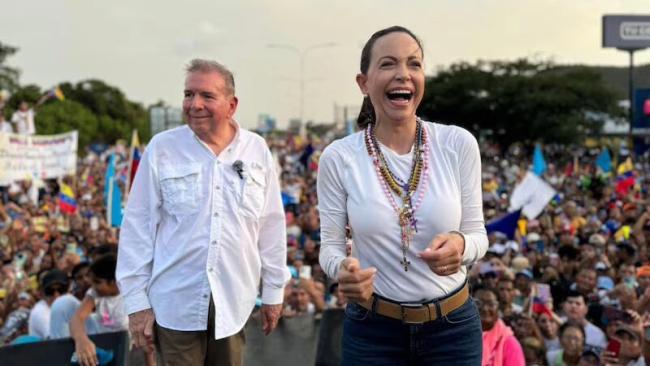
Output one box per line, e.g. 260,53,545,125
364,119,430,271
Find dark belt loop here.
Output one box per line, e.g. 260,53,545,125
371,294,378,314
435,301,442,319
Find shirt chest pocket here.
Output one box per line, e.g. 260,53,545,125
159,164,201,216
227,166,267,220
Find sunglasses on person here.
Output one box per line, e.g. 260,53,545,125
44,285,66,296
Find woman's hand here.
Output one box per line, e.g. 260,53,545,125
418,232,465,276
337,258,376,303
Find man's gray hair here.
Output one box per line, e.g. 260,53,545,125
185,59,235,95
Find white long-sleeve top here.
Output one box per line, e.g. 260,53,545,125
116,124,290,339
318,121,488,302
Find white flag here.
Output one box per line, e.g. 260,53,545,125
509,172,556,219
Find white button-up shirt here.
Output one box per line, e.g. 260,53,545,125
117,124,290,339
318,121,488,302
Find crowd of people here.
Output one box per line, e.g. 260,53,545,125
1,120,650,365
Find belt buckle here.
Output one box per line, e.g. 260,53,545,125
400,303,424,325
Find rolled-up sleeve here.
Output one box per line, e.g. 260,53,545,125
116,144,161,315
454,128,488,265
258,149,291,305
317,145,348,281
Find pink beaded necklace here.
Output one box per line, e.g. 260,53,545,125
364,118,430,271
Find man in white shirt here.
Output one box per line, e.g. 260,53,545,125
28,269,70,339
11,101,36,135
117,59,289,366
562,290,607,352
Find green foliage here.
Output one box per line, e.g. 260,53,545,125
1,41,150,147
35,100,98,148
6,84,41,109
418,59,624,146
0,42,20,92
56,79,151,143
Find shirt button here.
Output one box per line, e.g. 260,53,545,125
209,268,214,272
203,294,208,299
213,212,219,217
215,185,221,190
211,240,217,245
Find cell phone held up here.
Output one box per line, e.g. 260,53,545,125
606,338,621,358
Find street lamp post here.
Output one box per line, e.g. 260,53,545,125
267,42,337,125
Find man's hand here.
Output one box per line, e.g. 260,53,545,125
261,304,282,335
418,232,465,276
337,257,376,303
128,309,155,353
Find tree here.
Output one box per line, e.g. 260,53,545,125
35,100,99,148
0,42,20,93
418,59,624,146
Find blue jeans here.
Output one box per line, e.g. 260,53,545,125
341,297,482,365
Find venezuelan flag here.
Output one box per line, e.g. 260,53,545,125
47,86,65,101
126,129,141,194
615,157,635,195
59,183,77,214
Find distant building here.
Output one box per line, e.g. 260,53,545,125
150,107,183,135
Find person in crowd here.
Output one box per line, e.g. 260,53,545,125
498,276,523,317
70,254,154,366
10,101,36,135
476,286,526,366
28,269,69,339
538,311,562,353
318,25,487,364
547,321,586,366
562,290,607,352
522,336,549,366
117,59,290,365
49,261,92,339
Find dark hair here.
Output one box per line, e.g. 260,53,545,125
471,283,499,299
558,321,586,341
90,254,117,282
71,261,90,279
89,244,117,259
565,290,587,304
356,26,423,129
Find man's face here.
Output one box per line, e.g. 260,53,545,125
91,275,119,297
563,296,588,322
580,245,596,260
182,71,238,137
74,266,91,293
576,270,597,294
497,280,515,305
618,332,641,360
515,274,530,292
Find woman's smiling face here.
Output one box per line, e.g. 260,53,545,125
357,31,424,125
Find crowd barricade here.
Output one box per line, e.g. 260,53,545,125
0,309,345,365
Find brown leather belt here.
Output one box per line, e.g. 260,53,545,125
357,283,469,324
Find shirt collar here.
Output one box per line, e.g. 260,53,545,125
191,119,241,157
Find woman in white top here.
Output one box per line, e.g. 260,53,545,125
317,26,488,365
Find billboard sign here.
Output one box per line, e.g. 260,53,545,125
603,15,650,49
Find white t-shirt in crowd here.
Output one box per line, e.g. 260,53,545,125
28,299,50,339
